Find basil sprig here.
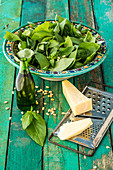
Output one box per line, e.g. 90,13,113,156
22,107,46,147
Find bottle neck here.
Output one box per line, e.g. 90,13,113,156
19,60,29,74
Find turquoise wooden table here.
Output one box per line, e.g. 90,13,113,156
0,0,113,169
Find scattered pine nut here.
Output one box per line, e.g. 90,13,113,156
51,98,54,101
42,107,45,110
48,109,51,112
12,91,14,94
51,111,55,115
35,94,37,96
44,103,47,105
93,166,97,169
53,113,56,116
62,55,66,58
9,117,11,120
46,86,50,88
33,110,36,112
49,91,52,93
4,101,8,104
106,146,110,149
35,86,39,88
57,57,60,60
62,112,66,115
14,87,16,90
36,101,39,105
51,108,54,111
46,112,49,116
21,111,24,114
44,90,48,93
5,107,9,110
84,155,86,159
20,118,22,121
37,110,39,114
44,93,47,95
54,108,56,111
40,89,43,92
37,90,41,93
48,95,50,97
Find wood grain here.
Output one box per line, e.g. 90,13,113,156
0,0,22,169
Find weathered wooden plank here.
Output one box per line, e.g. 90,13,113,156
6,75,43,170
0,0,22,170
6,0,46,169
70,0,113,169
43,1,79,169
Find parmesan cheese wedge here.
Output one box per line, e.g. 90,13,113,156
62,80,92,115
58,118,92,140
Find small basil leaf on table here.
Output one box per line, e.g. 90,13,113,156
22,110,33,130
4,31,21,41
52,58,74,71
26,112,46,147
35,52,50,70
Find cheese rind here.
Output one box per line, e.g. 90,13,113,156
62,80,92,115
58,118,92,140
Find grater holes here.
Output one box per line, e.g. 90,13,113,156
93,93,96,97
98,95,101,98
102,106,105,109
97,104,100,107
102,111,105,114
107,98,111,101
98,100,100,103
93,98,95,102
102,101,106,104
107,108,111,111
97,109,100,112
107,103,110,106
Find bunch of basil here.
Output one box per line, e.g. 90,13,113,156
4,16,100,71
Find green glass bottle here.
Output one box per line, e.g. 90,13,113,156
16,59,36,111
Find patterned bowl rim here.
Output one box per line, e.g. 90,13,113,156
3,20,108,78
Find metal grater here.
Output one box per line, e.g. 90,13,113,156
48,82,113,156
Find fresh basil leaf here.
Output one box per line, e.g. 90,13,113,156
26,112,46,147
55,33,64,42
33,21,50,33
59,46,74,56
17,48,34,59
4,31,21,41
31,31,53,42
22,111,33,130
68,48,78,69
28,22,37,28
50,47,58,58
35,52,50,70
70,37,83,45
50,59,55,67
54,22,60,33
49,40,59,48
18,41,27,50
84,31,95,43
72,62,83,69
52,58,74,71
84,51,96,64
77,42,100,60
22,28,32,37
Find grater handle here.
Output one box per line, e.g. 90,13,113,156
93,109,113,148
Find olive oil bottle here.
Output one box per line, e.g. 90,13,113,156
16,59,36,111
